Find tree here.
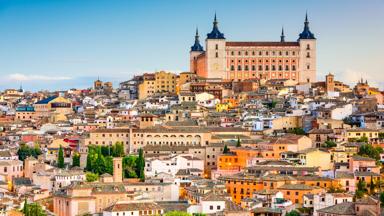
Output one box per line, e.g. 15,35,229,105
86,151,93,171
86,172,98,182
236,137,241,147
369,176,375,194
22,202,47,216
58,145,65,168
358,144,383,161
357,136,369,143
101,146,110,156
327,184,345,193
123,155,138,178
355,179,367,199
379,192,384,207
137,148,145,181
379,133,384,139
288,128,306,135
286,210,300,216
323,140,337,148
163,211,191,216
112,142,125,157
105,156,114,175
223,145,230,153
17,144,42,161
72,152,80,167
22,199,28,215
94,149,106,174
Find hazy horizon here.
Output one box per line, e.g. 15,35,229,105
0,0,383,91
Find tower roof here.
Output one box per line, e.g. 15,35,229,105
298,12,316,40
191,28,204,52
280,27,285,42
207,13,225,39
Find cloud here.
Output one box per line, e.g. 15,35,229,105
8,73,72,81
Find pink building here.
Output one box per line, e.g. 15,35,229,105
0,160,24,181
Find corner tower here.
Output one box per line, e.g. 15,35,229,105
298,12,317,83
190,28,204,74
205,13,226,79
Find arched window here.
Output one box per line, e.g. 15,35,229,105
231,65,235,71
306,52,310,58
237,65,242,71
216,52,218,58
245,65,249,71
285,65,289,70
306,44,310,50
272,65,276,71
252,65,256,71
279,65,283,71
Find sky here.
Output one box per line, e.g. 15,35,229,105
0,0,383,91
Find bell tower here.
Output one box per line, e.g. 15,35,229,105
205,13,226,79
298,12,317,83
113,157,123,183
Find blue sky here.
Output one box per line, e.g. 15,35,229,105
0,0,383,91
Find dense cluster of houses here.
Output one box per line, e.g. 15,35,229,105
0,72,383,216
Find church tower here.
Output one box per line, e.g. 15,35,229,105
325,73,335,92
113,157,123,183
190,28,204,74
205,13,226,79
298,12,317,83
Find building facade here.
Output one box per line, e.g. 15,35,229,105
190,13,317,83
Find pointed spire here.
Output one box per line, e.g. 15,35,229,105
213,11,217,24
280,27,285,42
213,12,219,28
207,13,225,39
298,12,316,40
191,27,204,52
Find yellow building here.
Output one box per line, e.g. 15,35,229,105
298,148,333,170
347,128,379,141
138,73,155,100
177,72,196,94
155,71,176,93
271,116,302,131
33,96,72,118
216,103,229,112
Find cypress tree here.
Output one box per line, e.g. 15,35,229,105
72,152,80,167
86,151,93,171
22,198,28,215
223,145,230,153
137,148,145,181
58,145,65,168
236,136,241,147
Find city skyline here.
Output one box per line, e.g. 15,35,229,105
0,0,383,91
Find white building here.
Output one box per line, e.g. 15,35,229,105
53,169,86,190
145,154,204,177
313,193,353,216
187,193,227,215
103,201,164,216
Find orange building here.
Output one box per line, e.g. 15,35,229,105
218,161,338,204
218,148,260,171
277,184,324,205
